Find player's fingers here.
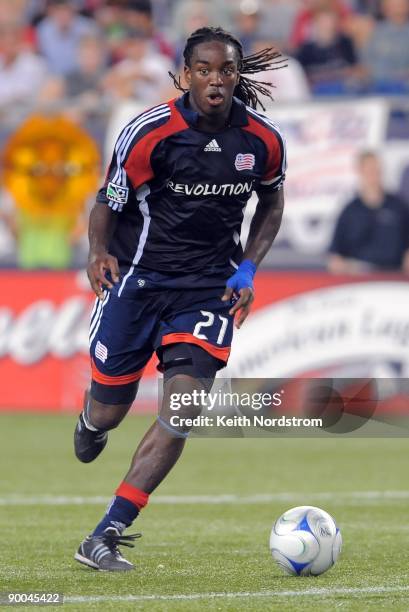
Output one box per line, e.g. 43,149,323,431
228,288,253,315
221,286,234,302
96,261,114,290
107,256,120,283
99,276,113,292
95,285,105,300
87,271,105,300
86,266,101,298
88,263,112,297
228,294,245,316
235,302,253,329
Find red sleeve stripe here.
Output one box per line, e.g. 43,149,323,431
114,104,169,172
103,103,169,183
125,99,189,189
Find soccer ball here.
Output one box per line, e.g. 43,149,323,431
269,505,342,576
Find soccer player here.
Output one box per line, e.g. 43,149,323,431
74,26,287,571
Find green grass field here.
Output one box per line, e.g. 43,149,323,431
1,413,409,611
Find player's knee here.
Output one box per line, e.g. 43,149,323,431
87,399,125,430
88,381,139,430
163,375,203,424
165,373,201,393
87,398,132,430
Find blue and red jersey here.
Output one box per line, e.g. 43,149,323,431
97,93,287,290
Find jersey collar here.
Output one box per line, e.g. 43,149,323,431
174,93,249,128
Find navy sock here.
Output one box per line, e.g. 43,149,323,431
92,496,139,536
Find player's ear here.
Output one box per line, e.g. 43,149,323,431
236,71,240,86
184,65,191,87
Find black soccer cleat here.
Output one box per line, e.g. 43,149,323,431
74,412,108,463
74,527,141,571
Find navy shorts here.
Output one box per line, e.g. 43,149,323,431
89,272,234,400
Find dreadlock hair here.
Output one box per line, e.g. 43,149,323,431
169,26,287,111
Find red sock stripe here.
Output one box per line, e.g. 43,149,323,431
115,482,149,509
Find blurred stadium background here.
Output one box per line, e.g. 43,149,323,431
0,0,408,412
1,2,409,608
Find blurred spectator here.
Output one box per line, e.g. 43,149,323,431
59,33,109,129
150,0,175,29
25,0,104,23
93,0,126,63
80,0,107,18
102,26,173,104
259,1,301,52
350,0,382,15
65,33,108,99
36,0,97,75
399,164,409,202
232,0,262,54
0,0,37,46
360,0,409,93
123,0,174,60
0,20,50,110
170,0,232,63
296,8,361,94
328,151,409,273
343,10,375,52
170,0,216,65
251,39,311,104
290,0,353,49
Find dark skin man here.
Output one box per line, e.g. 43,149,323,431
75,28,285,571
85,40,284,490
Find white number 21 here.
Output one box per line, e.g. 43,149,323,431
193,310,228,345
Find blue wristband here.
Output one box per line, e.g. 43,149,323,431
226,259,256,293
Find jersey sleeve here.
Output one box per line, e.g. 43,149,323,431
96,104,172,212
96,124,153,212
259,124,287,193
96,153,133,213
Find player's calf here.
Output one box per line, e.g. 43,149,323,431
74,391,133,463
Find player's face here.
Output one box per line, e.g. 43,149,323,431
184,41,240,120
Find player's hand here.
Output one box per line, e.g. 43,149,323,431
87,251,120,299
222,259,256,329
222,286,254,328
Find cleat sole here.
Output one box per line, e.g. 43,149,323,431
74,552,99,569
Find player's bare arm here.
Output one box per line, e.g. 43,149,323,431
87,203,120,300
223,188,284,328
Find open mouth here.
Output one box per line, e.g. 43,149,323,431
207,93,224,106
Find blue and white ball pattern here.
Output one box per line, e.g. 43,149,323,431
269,505,342,576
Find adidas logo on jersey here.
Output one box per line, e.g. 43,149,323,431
204,139,221,152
